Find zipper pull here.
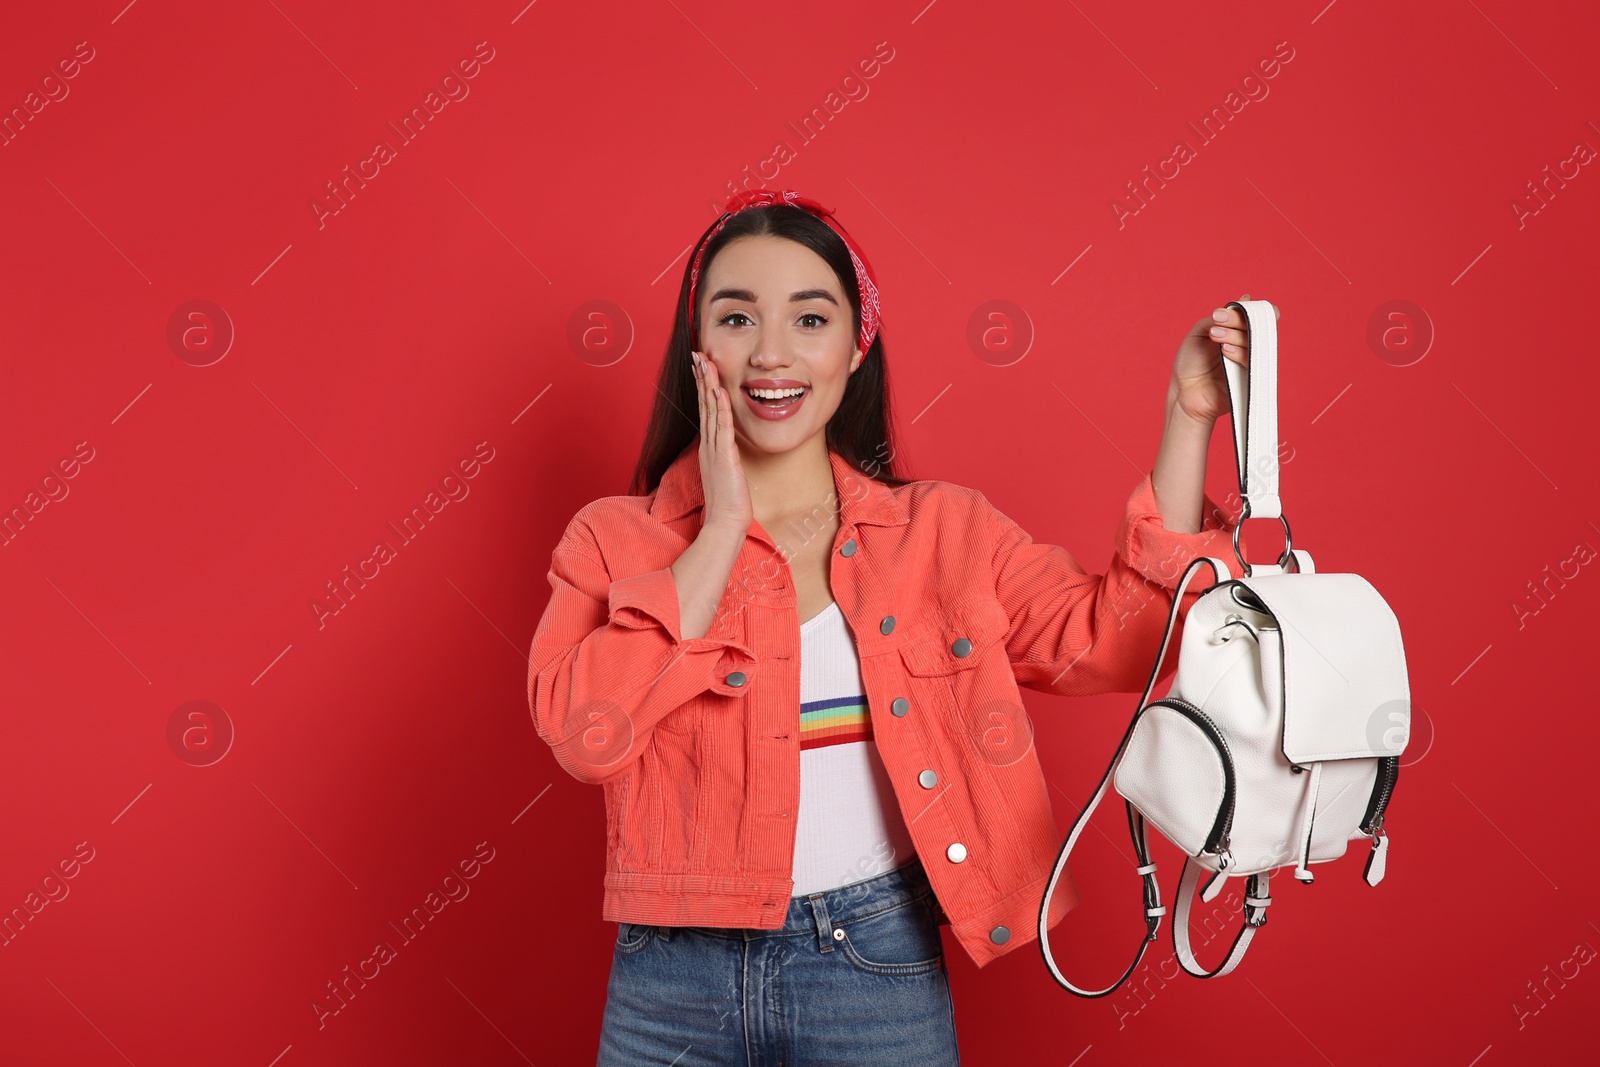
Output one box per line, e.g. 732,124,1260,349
1363,829,1389,887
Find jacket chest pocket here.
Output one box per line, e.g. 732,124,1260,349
896,597,1010,675
896,598,1010,716
895,597,1035,767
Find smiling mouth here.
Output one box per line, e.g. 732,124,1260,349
743,386,810,406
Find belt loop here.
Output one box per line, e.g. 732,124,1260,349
807,892,835,954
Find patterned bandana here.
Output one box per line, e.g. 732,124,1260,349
686,188,881,356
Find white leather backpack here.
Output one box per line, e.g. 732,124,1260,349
1038,299,1412,996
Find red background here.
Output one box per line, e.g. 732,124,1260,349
3,1,1596,1064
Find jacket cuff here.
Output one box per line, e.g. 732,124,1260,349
608,566,689,641
607,566,756,684
1116,471,1240,589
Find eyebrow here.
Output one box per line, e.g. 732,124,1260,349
708,287,839,306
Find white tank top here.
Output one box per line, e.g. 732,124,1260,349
790,600,918,897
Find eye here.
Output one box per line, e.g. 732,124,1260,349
799,312,828,328
717,311,752,327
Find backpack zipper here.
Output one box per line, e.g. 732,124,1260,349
1361,756,1400,835
1144,697,1237,866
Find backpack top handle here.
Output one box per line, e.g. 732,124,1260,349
1222,299,1293,575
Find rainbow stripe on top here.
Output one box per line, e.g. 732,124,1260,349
799,695,873,751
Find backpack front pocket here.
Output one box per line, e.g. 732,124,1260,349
1115,699,1236,864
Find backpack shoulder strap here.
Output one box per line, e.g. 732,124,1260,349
1172,856,1273,978
1037,555,1229,996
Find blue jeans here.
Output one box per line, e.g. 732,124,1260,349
597,856,960,1065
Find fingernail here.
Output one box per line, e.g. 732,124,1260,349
1213,308,1227,321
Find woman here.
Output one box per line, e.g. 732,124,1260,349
529,188,1263,1065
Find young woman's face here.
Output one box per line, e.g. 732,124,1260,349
697,234,862,457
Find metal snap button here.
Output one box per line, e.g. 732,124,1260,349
918,769,938,789
951,637,972,657
891,698,909,717
726,671,747,687
946,842,968,863
840,538,857,557
880,616,896,635
990,925,1010,945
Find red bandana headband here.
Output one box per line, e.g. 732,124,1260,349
687,188,881,357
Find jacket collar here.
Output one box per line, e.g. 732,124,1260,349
648,441,910,531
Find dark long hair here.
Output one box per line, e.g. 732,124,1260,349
627,203,913,497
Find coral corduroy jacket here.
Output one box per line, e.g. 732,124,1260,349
528,442,1240,968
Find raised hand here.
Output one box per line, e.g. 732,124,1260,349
692,350,753,533
1169,293,1279,425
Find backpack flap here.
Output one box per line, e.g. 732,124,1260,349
1240,572,1410,763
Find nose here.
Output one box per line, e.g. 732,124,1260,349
746,326,795,371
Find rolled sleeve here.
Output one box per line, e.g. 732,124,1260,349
1115,470,1240,589
986,472,1242,698
528,515,756,786
607,563,758,665
608,566,689,639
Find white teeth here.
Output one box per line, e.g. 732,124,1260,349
748,387,806,399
